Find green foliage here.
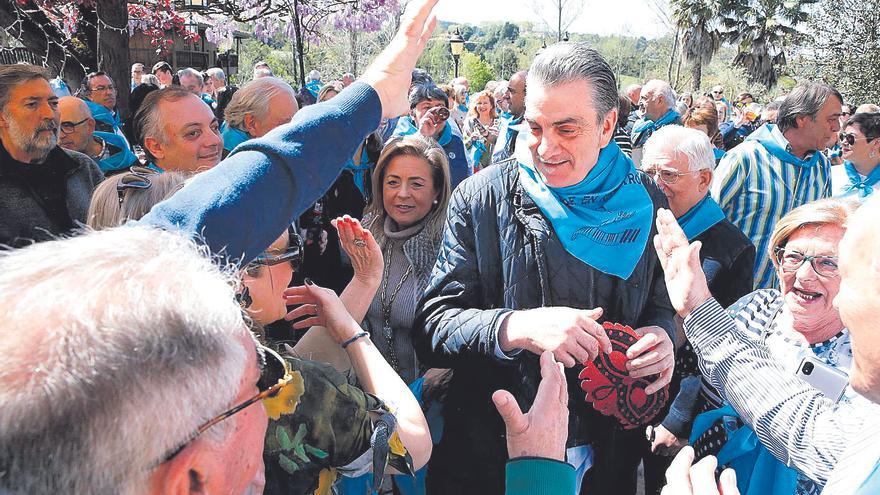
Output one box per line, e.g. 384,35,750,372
460,52,496,92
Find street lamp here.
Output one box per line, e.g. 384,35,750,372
563,31,570,42
449,28,465,78
177,0,209,10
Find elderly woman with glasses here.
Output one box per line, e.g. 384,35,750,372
689,198,866,495
833,112,880,201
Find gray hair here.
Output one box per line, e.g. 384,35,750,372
527,42,619,124
177,67,203,86
643,125,715,172
224,77,296,131
0,225,249,495
253,68,274,79
140,74,160,86
0,64,50,112
777,83,843,133
307,70,321,81
643,79,676,109
206,67,226,84
493,81,508,99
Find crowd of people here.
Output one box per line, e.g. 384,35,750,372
1,0,880,494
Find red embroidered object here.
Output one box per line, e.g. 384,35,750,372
577,322,669,429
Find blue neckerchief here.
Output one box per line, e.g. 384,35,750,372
499,110,512,121
469,139,487,169
84,100,120,130
220,122,252,153
713,147,726,163
93,131,138,173
631,109,680,146
457,103,468,114
344,145,372,196
856,459,880,495
843,161,880,198
201,93,215,107
691,404,798,495
305,80,322,99
746,124,822,168
492,115,523,162
678,195,725,241
517,141,653,279
144,162,164,173
392,116,453,147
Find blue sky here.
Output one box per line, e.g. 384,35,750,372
432,0,670,38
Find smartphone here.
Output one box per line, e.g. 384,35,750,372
794,355,849,402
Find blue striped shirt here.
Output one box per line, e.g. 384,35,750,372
710,127,832,289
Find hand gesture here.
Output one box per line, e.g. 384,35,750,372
332,215,383,285
418,106,446,137
284,280,361,344
662,447,740,495
493,351,569,461
654,208,712,318
500,307,612,368
627,325,675,394
648,424,688,457
359,0,438,119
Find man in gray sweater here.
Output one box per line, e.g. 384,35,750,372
0,64,103,248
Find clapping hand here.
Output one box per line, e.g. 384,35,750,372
654,208,712,318
332,215,383,286
493,351,569,461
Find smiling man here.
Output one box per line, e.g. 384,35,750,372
712,83,841,289
134,86,223,174
415,42,677,494
0,64,103,247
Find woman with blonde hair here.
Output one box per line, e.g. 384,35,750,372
462,89,499,171
86,166,186,229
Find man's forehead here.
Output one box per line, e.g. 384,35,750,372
11,78,54,99
160,96,215,126
642,152,683,170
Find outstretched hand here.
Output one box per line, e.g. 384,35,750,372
359,0,439,119
493,351,569,461
284,280,362,344
662,447,740,495
332,215,383,285
653,209,712,318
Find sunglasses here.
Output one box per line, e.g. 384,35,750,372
245,231,304,275
641,166,701,185
839,132,875,146
156,344,293,465
116,166,158,204
774,247,839,278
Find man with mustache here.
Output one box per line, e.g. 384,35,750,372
0,64,103,248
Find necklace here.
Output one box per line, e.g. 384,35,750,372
380,240,413,373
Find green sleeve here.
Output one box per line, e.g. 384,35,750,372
505,457,576,495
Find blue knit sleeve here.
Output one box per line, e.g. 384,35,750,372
140,82,382,265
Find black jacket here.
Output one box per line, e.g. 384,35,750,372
0,144,103,248
413,158,676,493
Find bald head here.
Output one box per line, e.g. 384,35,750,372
626,84,642,105
58,96,96,154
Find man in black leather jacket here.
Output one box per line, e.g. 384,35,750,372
414,44,677,495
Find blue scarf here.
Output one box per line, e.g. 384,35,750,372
93,131,138,173
220,122,252,153
492,115,523,162
143,162,164,173
498,110,512,120
517,141,653,279
392,116,453,147
305,80,323,99
84,100,121,130
691,405,798,495
631,109,680,147
713,147,726,163
843,161,880,198
344,145,372,196
457,103,468,114
678,195,725,241
746,124,823,168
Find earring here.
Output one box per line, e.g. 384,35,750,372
433,199,439,205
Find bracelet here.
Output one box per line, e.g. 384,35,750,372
341,331,369,349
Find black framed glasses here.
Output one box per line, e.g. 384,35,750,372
774,247,839,277
59,117,90,135
839,132,874,146
116,166,159,204
155,344,293,466
641,166,701,185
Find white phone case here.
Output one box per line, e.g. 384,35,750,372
794,355,849,402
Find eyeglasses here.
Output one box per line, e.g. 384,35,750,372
90,84,116,93
774,247,839,277
839,132,874,146
116,166,158,204
641,166,701,185
712,90,723,95
59,117,90,135
155,344,294,466
244,231,304,275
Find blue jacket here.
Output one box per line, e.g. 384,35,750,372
392,116,472,189
140,82,382,265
